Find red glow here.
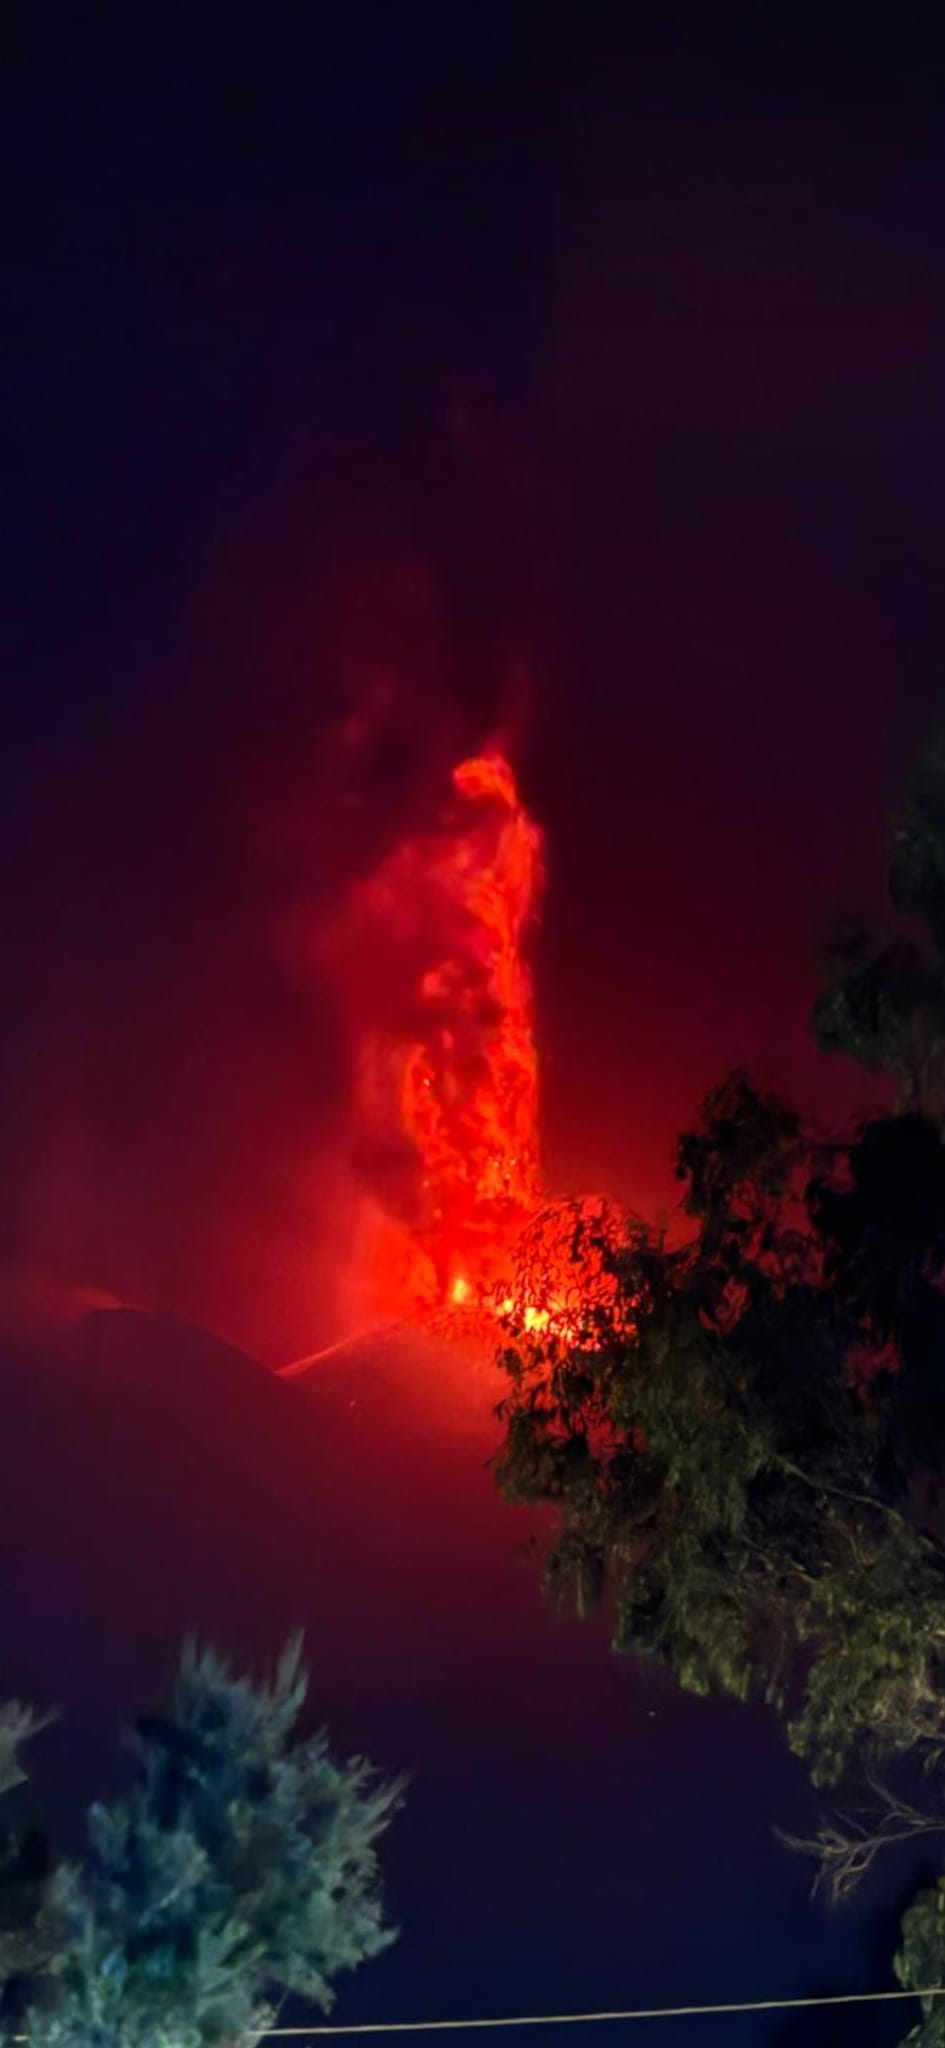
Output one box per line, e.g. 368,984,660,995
322,747,617,1346
344,751,544,1321
395,751,544,1310
494,1195,633,1350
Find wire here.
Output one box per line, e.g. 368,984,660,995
8,1982,945,2041
255,1984,945,2034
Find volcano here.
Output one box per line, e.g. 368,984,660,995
0,1308,902,2043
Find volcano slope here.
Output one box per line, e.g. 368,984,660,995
0,1309,911,2046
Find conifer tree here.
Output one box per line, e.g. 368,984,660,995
0,1637,402,2048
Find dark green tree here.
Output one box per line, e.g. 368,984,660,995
0,1638,402,2048
813,723,945,1116
894,1876,945,2045
495,715,945,2041
496,1066,945,1787
496,1080,945,2048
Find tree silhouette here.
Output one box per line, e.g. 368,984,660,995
0,1637,402,2048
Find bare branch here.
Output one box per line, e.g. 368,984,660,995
780,1776,945,1906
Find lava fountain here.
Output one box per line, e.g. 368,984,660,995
312,743,631,1365
320,751,545,1327
400,754,545,1307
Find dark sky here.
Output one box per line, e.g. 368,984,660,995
3,10,945,1360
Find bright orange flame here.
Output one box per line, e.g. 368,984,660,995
395,750,544,1314
323,746,616,1344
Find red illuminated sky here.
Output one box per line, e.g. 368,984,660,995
2,11,944,1359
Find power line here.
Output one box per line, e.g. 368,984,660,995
8,1982,945,2041
256,1984,945,2034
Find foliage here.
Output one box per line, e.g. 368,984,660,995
495,1080,945,2048
495,720,945,2044
895,1876,945,2046
813,723,945,1115
0,1703,55,1801
0,1637,402,2048
498,1070,945,1786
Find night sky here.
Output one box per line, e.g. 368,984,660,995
5,18,945,2048
4,10,945,1361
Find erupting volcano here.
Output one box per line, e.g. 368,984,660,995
322,750,546,1327
398,754,545,1310
318,747,627,1349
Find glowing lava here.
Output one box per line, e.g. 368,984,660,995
396,751,544,1313
320,746,623,1346
319,749,547,1326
